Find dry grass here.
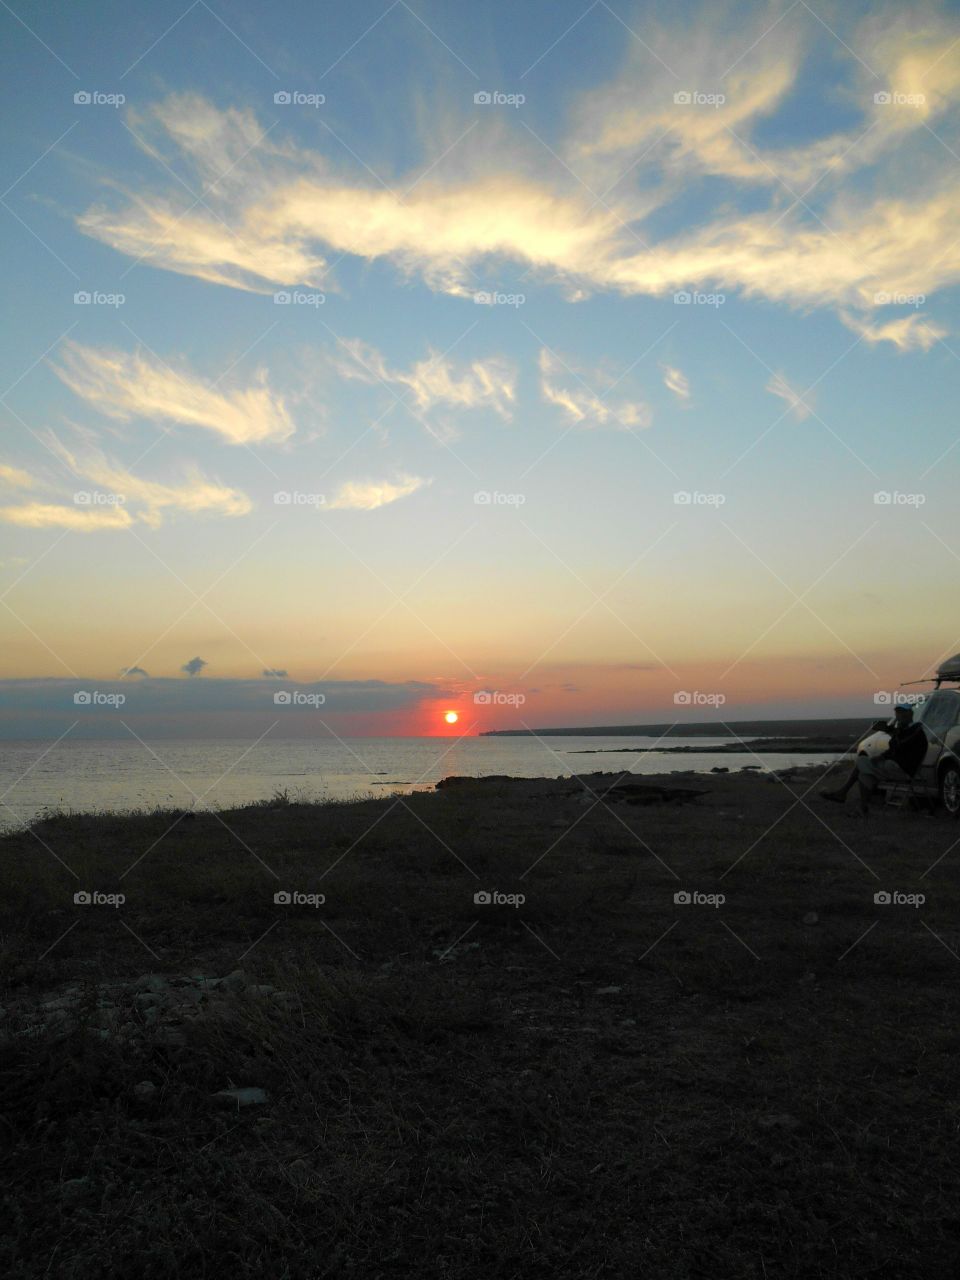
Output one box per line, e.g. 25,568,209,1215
1,764,959,1277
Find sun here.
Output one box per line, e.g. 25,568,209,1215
444,710,459,725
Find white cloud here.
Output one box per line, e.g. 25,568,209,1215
840,310,947,352
70,9,960,329
52,341,294,445
539,349,651,429
0,502,133,531
661,363,690,400
333,339,516,423
0,464,34,488
765,372,812,421
46,437,252,528
328,475,430,510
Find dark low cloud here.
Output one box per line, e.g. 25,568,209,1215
262,668,288,678
0,676,449,738
181,657,208,677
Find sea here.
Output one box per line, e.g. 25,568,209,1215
0,735,846,830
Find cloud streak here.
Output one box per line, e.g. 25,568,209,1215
333,339,516,422
539,349,651,430
765,372,812,422
71,10,960,330
0,502,133,531
327,475,430,510
52,341,294,445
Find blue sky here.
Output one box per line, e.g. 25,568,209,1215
1,0,959,736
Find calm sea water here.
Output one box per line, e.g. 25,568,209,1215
0,736,843,829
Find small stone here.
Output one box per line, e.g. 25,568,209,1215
42,995,79,1011
134,974,168,993
210,1086,269,1109
248,984,276,997
220,970,248,993
802,911,819,926
272,991,298,1008
133,1080,156,1101
757,1114,800,1131
596,986,622,995
61,1177,92,1205
154,1026,186,1046
134,992,166,1008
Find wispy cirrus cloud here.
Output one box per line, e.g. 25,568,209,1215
539,349,651,430
71,8,960,330
332,338,516,423
0,502,133,531
52,341,294,445
765,372,812,422
839,309,946,352
327,475,430,510
46,436,252,527
661,363,690,400
0,464,34,488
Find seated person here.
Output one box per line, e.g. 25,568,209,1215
821,705,927,816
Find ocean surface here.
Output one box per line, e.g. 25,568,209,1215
0,735,844,829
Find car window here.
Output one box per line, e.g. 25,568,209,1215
920,693,960,741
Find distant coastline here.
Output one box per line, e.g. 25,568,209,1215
481,717,867,739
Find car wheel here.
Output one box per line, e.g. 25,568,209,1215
939,762,960,817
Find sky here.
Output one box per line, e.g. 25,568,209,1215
1,0,959,738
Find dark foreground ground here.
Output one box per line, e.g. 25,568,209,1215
2,761,959,1278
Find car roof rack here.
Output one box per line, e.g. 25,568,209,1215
899,653,960,690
